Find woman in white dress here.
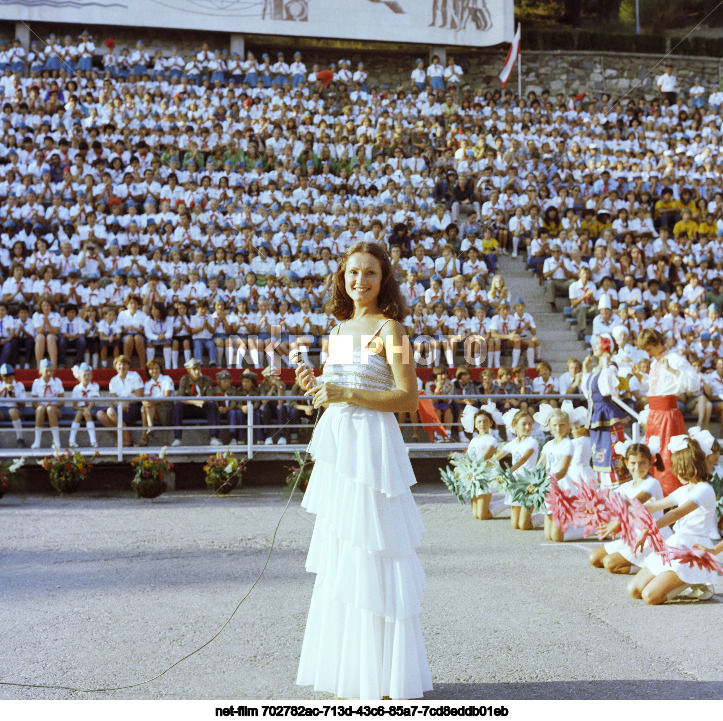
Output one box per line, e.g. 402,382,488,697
294,241,433,700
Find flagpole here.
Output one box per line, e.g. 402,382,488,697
517,24,522,99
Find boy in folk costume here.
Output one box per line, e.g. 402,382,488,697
637,328,700,496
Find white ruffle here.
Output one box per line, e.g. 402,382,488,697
308,406,416,498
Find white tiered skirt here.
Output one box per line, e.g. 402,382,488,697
295,404,433,700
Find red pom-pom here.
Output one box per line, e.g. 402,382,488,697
669,546,723,574
605,490,637,548
629,497,671,562
571,478,611,538
105,38,115,50
545,475,576,532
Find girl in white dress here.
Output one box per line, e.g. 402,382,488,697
496,409,539,530
294,241,433,700
560,400,596,486
467,408,499,520
628,435,719,604
589,440,668,574
538,408,573,542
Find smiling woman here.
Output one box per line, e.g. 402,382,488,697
294,242,433,700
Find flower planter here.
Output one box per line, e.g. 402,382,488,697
132,472,170,499
204,452,246,495
49,474,83,495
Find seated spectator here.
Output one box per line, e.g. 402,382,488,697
33,296,61,368
491,366,520,412
235,368,263,446
0,302,16,366
425,365,454,441
558,358,583,396
0,363,26,447
532,361,560,408
30,359,64,449
97,355,143,447
141,359,174,446
258,365,291,445
12,304,35,370
58,303,88,368
117,295,147,367
144,301,173,370
213,369,242,444
171,358,221,446
69,362,99,448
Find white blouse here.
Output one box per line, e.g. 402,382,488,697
648,351,700,397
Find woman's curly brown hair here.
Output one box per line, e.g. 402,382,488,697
329,241,408,321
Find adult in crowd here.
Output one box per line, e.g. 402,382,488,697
97,354,143,446
171,358,221,446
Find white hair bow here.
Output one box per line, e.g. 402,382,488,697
613,437,632,457
533,402,555,429
689,426,716,456
460,404,478,435
502,407,519,432
71,364,82,380
480,400,504,426
668,435,690,454
647,435,661,456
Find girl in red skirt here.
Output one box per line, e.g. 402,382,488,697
637,328,700,496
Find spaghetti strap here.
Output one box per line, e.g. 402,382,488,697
335,321,344,336
365,318,392,349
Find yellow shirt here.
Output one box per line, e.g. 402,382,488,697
697,221,716,238
482,237,499,253
654,198,681,218
673,219,698,237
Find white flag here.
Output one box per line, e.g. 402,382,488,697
499,24,521,88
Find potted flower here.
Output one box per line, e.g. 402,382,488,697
0,457,26,498
204,449,246,494
283,450,314,495
131,448,173,499
41,449,93,494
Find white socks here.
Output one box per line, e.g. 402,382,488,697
163,347,172,368
70,421,80,445
87,421,97,446
512,236,519,255
11,418,22,440
511,348,521,367
51,427,60,447
250,348,260,367
490,350,500,367
183,349,192,362
445,347,454,366
171,350,179,368
147,347,155,362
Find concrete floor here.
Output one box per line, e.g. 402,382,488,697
1,486,721,701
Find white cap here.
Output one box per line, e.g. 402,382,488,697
598,295,612,310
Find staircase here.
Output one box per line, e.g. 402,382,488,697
497,254,589,375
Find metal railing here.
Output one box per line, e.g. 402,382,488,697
0,392,597,460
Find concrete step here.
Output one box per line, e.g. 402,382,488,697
497,254,589,374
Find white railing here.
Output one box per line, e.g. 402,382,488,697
0,392,592,460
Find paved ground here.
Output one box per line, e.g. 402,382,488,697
1,486,721,701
